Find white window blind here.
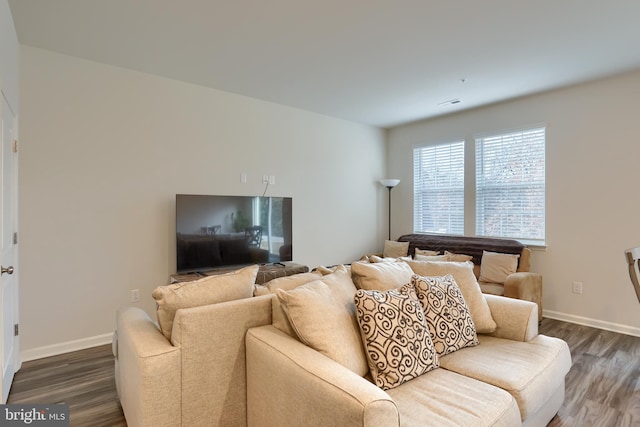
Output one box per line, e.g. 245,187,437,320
475,127,545,243
413,142,464,235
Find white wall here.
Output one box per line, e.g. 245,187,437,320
0,0,18,110
388,70,640,335
18,46,387,358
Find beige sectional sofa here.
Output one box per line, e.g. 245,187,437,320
114,265,272,427
114,255,569,427
246,267,570,426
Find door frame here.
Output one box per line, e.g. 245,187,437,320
0,85,20,404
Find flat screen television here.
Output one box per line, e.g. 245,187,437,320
176,194,293,273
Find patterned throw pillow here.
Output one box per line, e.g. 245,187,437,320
411,274,479,356
405,260,496,334
354,283,439,390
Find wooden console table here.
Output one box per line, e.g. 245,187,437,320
170,262,309,285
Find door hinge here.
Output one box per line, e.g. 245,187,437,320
13,140,18,153
13,232,17,245
14,324,18,336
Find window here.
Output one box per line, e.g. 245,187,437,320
413,142,465,235
475,127,545,243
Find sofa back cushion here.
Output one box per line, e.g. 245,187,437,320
257,271,324,335
351,260,414,291
276,267,369,377
152,264,258,340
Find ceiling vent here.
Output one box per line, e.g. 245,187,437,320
438,98,462,107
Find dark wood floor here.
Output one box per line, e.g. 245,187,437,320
541,318,640,427
7,344,126,426
6,318,640,426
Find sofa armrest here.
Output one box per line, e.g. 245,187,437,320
116,307,181,427
246,325,399,427
171,295,272,427
484,294,538,342
504,271,543,321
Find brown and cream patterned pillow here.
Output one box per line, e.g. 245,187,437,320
405,260,496,334
354,283,439,390
411,274,479,356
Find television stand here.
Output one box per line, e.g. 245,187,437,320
170,262,309,285
254,262,309,284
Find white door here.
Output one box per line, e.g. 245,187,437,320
0,90,19,403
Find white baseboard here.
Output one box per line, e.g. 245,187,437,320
18,312,640,362
543,309,640,338
20,333,114,363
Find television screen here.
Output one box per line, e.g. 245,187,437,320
176,194,293,273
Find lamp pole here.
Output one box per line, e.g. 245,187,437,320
379,179,400,240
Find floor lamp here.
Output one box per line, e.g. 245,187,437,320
380,179,400,240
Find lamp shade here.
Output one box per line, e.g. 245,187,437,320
379,179,400,188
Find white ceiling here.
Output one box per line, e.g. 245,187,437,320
8,0,640,128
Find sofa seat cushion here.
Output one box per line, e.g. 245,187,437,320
438,335,572,420
478,280,504,296
386,368,521,427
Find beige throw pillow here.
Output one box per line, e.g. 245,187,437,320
479,251,520,284
383,240,410,258
415,248,440,256
406,260,496,333
257,271,324,334
411,274,479,356
444,251,474,262
414,254,448,262
355,283,439,390
369,255,395,263
276,268,368,377
351,260,414,291
370,255,412,263
153,264,258,340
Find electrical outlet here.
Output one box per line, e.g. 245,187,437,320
269,175,276,185
240,172,247,183
262,175,269,184
572,281,583,295
130,289,140,303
